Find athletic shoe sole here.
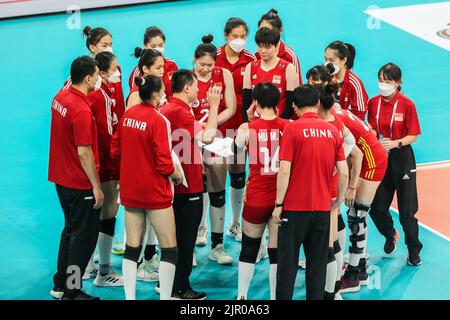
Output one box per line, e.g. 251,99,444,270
407,259,422,266
208,255,233,265
93,278,124,287
360,279,369,286
50,290,63,300
171,295,207,301
195,241,207,247
339,285,361,294
137,276,159,283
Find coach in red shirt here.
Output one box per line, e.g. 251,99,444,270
48,56,104,300
160,69,221,300
272,84,349,300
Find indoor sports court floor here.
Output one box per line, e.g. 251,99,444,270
0,0,449,300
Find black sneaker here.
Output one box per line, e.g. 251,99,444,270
62,291,100,300
50,287,64,300
172,288,207,300
384,229,400,254
358,258,369,286
407,253,422,266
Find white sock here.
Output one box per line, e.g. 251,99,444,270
230,187,245,225
159,261,176,300
200,192,209,228
269,263,277,300
98,233,113,275
335,247,344,279
210,205,225,234
238,261,255,299
122,259,137,300
325,254,337,293
338,228,346,255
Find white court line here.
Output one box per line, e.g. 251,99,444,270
390,207,450,242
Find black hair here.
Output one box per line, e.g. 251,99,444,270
252,82,280,109
83,26,111,51
326,41,356,70
255,27,280,47
95,51,116,72
224,17,248,35
378,62,402,91
194,35,217,60
143,26,166,45
70,56,98,85
258,9,282,31
306,65,334,84
135,75,163,103
134,47,163,73
293,84,319,108
314,83,339,110
171,69,198,94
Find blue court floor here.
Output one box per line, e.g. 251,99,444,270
0,0,449,300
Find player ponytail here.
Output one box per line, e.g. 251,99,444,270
258,8,282,32
134,48,163,73
194,34,217,60
82,26,111,52
378,62,402,92
326,41,356,70
135,75,163,104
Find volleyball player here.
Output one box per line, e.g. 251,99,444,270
368,63,423,266
215,17,256,244
191,35,237,265
234,82,289,300
128,26,178,93
110,75,182,300
324,41,368,121
256,9,302,83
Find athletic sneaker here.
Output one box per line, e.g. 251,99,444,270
407,253,422,266
384,229,400,254
334,293,343,300
298,259,306,269
339,266,361,293
50,288,64,300
172,287,207,300
359,268,369,286
137,262,159,282
256,245,268,264
62,291,100,300
196,226,208,246
228,222,242,242
193,249,197,267
82,264,98,280
93,269,124,287
111,237,125,255
144,253,160,272
209,244,233,265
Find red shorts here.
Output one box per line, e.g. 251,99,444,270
359,151,388,182
243,204,273,224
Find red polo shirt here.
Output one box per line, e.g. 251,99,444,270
160,97,204,194
368,91,421,140
48,86,99,190
279,112,345,211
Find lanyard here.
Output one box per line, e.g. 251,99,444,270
376,97,399,139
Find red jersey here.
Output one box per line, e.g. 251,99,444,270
191,67,227,132
88,82,120,182
256,41,302,84
367,91,421,140
337,69,368,121
333,107,388,180
245,117,290,207
160,97,204,194
48,86,99,190
128,57,178,97
216,46,256,130
250,59,289,116
111,103,174,209
279,112,345,211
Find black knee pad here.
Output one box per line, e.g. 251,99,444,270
230,172,246,189
209,190,225,208
239,233,261,263
328,247,335,263
202,175,208,193
354,201,371,213
338,214,345,232
268,248,277,264
124,245,142,263
160,246,178,266
100,217,116,237
333,240,341,254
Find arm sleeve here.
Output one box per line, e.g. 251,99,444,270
336,135,346,162
242,88,252,123
350,80,368,121
405,100,421,135
280,90,294,119
152,115,175,176
72,110,95,146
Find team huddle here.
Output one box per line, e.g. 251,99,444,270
48,9,423,301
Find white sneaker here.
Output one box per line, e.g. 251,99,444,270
193,249,197,267
228,222,242,242
111,237,125,255
137,262,159,282
50,289,63,300
93,268,124,287
144,253,160,272
334,293,343,300
256,245,268,264
82,264,98,280
298,259,306,269
209,244,233,265
196,226,208,246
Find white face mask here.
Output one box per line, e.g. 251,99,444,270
107,70,121,84
91,76,102,90
102,46,114,54
325,62,341,76
152,46,165,55
228,38,246,53
378,82,396,97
